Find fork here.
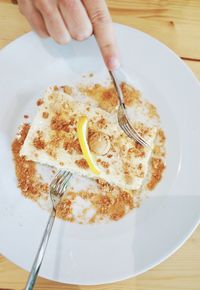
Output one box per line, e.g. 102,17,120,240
25,170,72,290
110,68,151,148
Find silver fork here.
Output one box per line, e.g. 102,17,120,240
25,170,72,290
110,68,151,148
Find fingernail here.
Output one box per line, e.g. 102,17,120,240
58,35,71,45
107,56,120,70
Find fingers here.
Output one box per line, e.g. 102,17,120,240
58,0,92,41
18,0,49,38
34,0,71,44
18,0,119,68
83,0,120,70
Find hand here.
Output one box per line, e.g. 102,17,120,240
15,0,120,70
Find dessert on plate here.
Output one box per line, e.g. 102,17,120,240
12,80,166,223
20,87,157,191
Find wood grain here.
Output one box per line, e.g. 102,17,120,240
0,0,200,289
108,0,200,59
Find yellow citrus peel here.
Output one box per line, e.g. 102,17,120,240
77,116,100,175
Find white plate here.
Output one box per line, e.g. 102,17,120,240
0,24,200,285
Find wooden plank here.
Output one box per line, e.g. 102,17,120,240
0,2,30,48
107,0,200,59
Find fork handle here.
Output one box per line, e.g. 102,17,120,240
25,208,56,290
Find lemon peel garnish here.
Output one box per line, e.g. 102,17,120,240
77,116,100,175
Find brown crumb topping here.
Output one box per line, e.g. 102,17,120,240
146,102,159,119
56,198,73,221
128,146,145,158
11,124,48,200
33,131,46,150
121,82,141,106
37,99,44,106
123,162,133,184
24,115,29,119
135,141,143,150
79,82,142,113
55,185,136,223
95,188,134,221
158,128,166,143
75,158,89,169
51,116,75,132
147,158,165,190
96,117,107,129
79,84,118,113
96,178,114,192
42,111,49,119
97,159,109,169
62,85,73,95
99,87,118,112
63,138,82,154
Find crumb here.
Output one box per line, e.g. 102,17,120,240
79,84,118,112
24,115,29,119
153,145,165,157
96,117,107,129
11,124,48,200
100,87,118,112
33,138,45,150
51,116,74,132
123,162,133,184
63,85,73,95
97,159,109,168
135,141,143,150
75,158,89,169
96,179,114,192
121,82,141,106
33,131,45,150
63,138,82,154
37,99,44,106
56,199,72,220
42,112,49,119
147,158,165,190
120,191,134,208
146,102,160,119
128,146,145,158
158,129,166,143
109,198,126,221
55,185,136,223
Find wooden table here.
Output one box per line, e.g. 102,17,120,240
0,1,200,289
